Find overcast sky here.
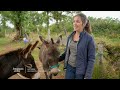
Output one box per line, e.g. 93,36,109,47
82,11,120,20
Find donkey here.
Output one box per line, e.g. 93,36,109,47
38,36,61,79
0,41,40,79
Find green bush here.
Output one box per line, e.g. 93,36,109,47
88,17,120,39
0,32,5,38
92,58,119,79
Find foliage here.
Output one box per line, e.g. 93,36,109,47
88,16,120,39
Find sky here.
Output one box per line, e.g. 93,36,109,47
82,11,120,20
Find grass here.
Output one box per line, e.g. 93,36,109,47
92,54,119,79
0,37,11,46
92,34,120,79
94,34,120,47
32,48,40,61
0,32,119,79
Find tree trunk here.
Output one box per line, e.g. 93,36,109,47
13,22,23,41
46,11,50,41
62,22,68,38
56,20,60,33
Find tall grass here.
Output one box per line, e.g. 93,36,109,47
0,37,10,46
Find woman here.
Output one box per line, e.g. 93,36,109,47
59,13,96,79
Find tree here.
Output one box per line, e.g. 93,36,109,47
0,11,30,41
41,11,52,41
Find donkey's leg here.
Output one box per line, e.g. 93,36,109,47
44,72,49,79
49,74,52,79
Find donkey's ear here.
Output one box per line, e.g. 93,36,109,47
59,35,62,40
21,44,33,58
51,38,54,44
31,40,39,52
37,47,40,49
56,39,60,44
39,36,44,42
56,35,62,45
39,36,49,45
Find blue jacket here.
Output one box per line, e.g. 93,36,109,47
59,30,96,79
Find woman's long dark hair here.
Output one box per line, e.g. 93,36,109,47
74,13,92,34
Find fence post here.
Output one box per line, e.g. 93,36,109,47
97,42,104,78
98,42,104,64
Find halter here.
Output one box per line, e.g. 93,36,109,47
48,63,60,71
49,63,60,69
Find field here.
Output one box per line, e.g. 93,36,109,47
0,32,120,79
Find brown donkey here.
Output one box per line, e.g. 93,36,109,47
0,41,40,79
38,36,61,79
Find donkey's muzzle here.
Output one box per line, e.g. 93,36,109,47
50,68,60,75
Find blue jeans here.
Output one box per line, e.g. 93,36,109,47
65,64,84,79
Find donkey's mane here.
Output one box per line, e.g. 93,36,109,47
0,48,23,57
